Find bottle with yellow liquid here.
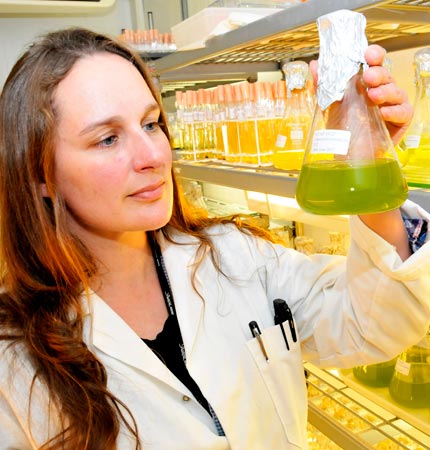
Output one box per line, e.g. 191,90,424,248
223,84,241,164
213,85,227,161
255,81,277,166
296,10,407,215
389,331,430,409
273,61,313,171
237,81,258,165
403,47,430,186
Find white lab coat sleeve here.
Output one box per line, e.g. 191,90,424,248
241,213,430,370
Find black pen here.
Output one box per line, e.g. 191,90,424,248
273,299,290,350
249,320,269,361
274,298,297,343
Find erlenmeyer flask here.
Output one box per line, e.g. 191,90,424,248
273,61,313,171
296,10,408,215
389,331,430,408
352,357,397,388
403,47,430,185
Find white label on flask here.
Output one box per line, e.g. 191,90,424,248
394,358,411,376
405,135,421,149
291,129,304,140
275,134,287,148
311,129,351,155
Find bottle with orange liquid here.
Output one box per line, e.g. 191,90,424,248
273,61,313,171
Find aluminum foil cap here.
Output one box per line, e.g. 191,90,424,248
282,60,308,94
414,47,430,78
316,9,368,110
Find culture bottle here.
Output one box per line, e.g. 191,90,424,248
255,81,277,166
389,331,430,408
223,84,241,163
213,85,227,161
295,10,408,215
237,82,258,165
403,47,430,185
352,358,397,388
273,61,313,171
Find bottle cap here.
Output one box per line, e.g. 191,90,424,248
414,47,430,78
282,61,308,93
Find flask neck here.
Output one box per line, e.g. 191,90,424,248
285,88,312,115
416,75,430,100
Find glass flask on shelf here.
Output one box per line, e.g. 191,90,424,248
389,331,430,409
403,47,430,185
352,357,397,388
273,61,313,171
383,57,409,169
295,10,408,215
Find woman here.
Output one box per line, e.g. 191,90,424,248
0,28,428,450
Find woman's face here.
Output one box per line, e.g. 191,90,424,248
51,52,173,242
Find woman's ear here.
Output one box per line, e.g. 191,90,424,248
39,183,49,198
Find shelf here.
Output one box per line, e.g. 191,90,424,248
154,0,430,83
173,160,430,211
305,363,430,450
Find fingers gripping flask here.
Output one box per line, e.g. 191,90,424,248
296,10,408,215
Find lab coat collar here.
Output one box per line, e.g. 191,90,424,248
84,292,189,394
81,231,206,393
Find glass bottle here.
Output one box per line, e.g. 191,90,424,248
403,47,430,185
383,57,409,168
296,10,408,215
223,84,241,164
213,85,227,161
255,81,277,166
352,357,397,388
273,61,313,171
389,331,430,408
237,81,258,165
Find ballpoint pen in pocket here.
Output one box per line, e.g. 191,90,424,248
249,320,269,361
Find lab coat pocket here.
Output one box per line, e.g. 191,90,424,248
246,323,308,448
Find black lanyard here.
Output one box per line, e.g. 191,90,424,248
148,234,186,361
147,234,226,434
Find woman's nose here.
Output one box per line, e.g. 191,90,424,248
130,127,170,171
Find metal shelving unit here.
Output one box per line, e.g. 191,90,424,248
153,0,430,84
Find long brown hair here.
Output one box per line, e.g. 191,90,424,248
0,27,276,449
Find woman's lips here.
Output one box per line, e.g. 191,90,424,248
129,181,164,201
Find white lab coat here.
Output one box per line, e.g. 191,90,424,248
1,201,430,450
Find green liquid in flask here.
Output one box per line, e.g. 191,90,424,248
296,158,408,215
389,363,430,409
352,359,397,388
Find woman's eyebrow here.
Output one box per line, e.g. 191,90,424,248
78,103,160,136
